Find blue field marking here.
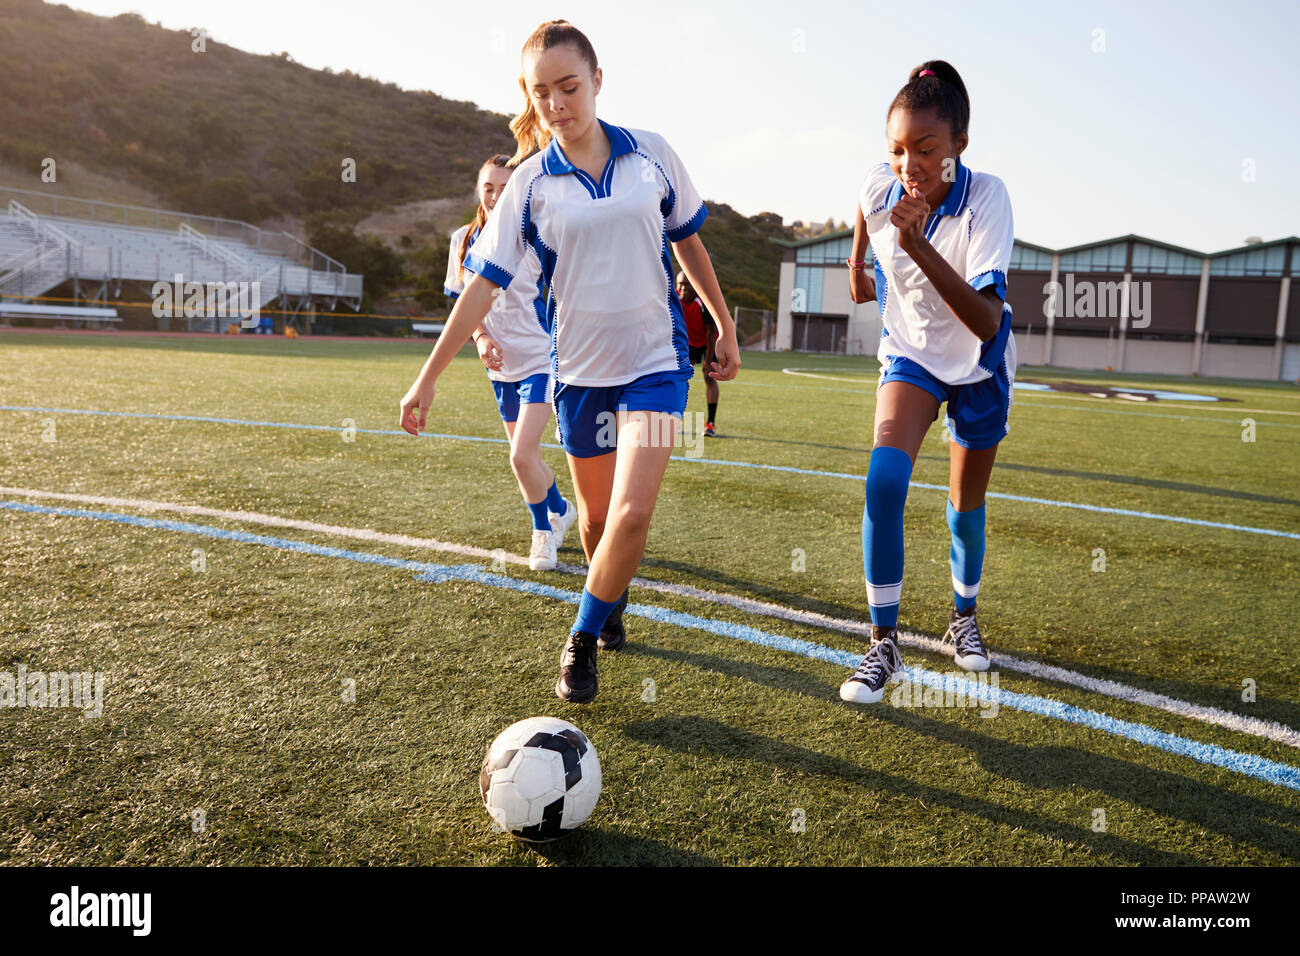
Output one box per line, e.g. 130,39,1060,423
3,405,1298,541
5,497,1299,794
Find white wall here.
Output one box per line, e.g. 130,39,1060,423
775,260,794,350
1122,338,1196,375
1200,342,1275,379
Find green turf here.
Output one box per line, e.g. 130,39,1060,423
1,332,1297,865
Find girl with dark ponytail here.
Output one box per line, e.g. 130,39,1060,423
840,60,1019,703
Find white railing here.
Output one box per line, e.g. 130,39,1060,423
0,244,70,302
0,202,80,301
178,223,250,273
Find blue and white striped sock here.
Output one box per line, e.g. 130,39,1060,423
863,446,912,630
947,498,986,612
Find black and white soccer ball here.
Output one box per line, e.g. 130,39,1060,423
480,716,601,842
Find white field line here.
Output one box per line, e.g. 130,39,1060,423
5,484,1298,750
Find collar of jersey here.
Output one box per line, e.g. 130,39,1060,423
540,119,637,177
886,156,972,239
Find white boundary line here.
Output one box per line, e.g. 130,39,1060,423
4,484,1297,750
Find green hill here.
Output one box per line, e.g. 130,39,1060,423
0,0,794,319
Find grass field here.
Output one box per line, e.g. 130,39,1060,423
1,330,1298,866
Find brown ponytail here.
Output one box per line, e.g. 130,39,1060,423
457,154,513,282
508,20,600,166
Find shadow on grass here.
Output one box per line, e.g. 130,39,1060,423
628,644,1299,863
918,452,1300,508
621,571,1300,737
522,829,719,867
635,555,867,623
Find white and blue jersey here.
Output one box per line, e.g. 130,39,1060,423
464,119,708,388
444,222,552,384
861,157,1015,386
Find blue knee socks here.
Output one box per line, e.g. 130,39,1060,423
863,446,912,629
947,498,986,612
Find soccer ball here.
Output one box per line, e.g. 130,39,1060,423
480,716,601,842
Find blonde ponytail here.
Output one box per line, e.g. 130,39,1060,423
508,20,599,165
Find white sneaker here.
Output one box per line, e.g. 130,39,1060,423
549,498,578,550
529,528,558,571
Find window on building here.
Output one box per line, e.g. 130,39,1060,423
1058,241,1128,273
1010,243,1052,271
794,235,860,264
792,265,824,313
1131,243,1204,275
1210,245,1286,277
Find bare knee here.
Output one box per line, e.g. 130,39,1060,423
610,499,654,537
509,443,537,478
581,508,607,539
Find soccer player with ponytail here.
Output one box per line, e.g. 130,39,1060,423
840,60,1018,703
443,154,576,571
400,20,739,703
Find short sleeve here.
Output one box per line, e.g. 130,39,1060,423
443,226,467,299
653,134,708,242
465,172,531,290
965,176,1015,301
859,163,896,222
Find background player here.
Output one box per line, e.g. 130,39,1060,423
444,154,576,570
676,270,722,437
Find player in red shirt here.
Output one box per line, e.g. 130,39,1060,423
676,271,720,437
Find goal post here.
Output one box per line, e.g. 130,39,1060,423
733,306,774,350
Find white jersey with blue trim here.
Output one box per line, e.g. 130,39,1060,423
444,222,551,383
463,119,707,388
861,157,1015,386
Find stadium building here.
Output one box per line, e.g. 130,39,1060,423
772,231,1300,381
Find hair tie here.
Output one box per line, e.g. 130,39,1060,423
919,69,936,77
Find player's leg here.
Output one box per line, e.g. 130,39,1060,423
940,337,1016,672
577,407,676,650
565,449,617,564
495,379,556,570
509,399,566,570
555,447,618,703
703,330,719,436
841,369,942,704
555,374,685,702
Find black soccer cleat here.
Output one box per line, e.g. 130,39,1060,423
597,589,629,651
556,631,600,703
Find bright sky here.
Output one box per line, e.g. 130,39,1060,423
66,0,1300,252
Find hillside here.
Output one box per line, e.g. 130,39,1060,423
0,0,792,317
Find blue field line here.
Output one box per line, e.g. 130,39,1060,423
3,404,1298,541
5,497,1299,794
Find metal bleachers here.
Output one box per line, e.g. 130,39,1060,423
0,186,364,331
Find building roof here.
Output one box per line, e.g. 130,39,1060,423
768,228,1299,260
768,228,854,249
